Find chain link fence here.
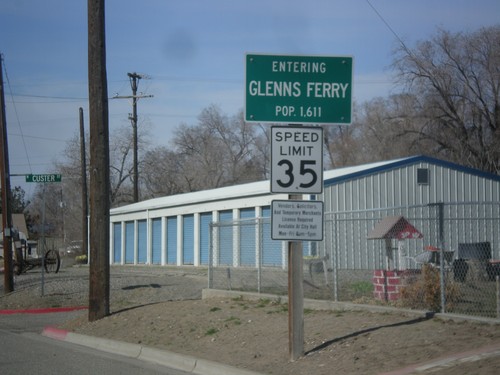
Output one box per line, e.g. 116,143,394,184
208,202,500,319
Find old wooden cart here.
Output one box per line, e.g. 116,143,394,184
13,240,60,275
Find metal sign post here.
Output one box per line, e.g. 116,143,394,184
26,174,61,296
245,53,352,361
269,126,324,359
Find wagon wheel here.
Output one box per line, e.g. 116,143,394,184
13,262,23,275
44,249,61,273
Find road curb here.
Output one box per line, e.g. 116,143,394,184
0,306,87,315
42,327,264,375
378,342,500,375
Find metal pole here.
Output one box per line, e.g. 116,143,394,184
41,184,46,296
79,108,88,257
496,275,500,320
333,213,339,302
288,194,304,361
437,203,446,314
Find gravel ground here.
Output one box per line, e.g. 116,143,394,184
0,258,208,310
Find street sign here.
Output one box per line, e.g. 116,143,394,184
271,200,324,241
271,126,323,194
245,53,352,124
25,174,62,183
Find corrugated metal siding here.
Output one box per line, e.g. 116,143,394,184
219,210,233,265
182,214,194,265
262,206,282,266
323,162,500,212
152,218,162,264
167,216,177,264
138,220,147,264
113,222,121,263
199,212,212,265
240,208,256,266
125,221,134,264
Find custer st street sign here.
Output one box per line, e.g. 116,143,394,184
245,53,352,124
25,174,62,183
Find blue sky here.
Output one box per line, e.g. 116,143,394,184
1,0,499,195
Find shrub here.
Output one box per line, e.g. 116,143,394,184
400,265,460,311
75,255,88,264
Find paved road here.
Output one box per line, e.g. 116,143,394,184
0,310,191,375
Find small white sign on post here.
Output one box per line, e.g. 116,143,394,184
271,200,324,241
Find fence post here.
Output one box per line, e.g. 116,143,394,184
333,213,339,302
436,203,446,314
208,223,213,289
497,275,500,320
257,217,262,293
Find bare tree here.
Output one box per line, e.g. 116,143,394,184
172,105,265,192
322,122,361,168
393,26,500,173
141,146,185,198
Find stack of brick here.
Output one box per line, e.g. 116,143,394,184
372,269,405,301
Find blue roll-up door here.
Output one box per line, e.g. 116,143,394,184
183,214,194,265
152,218,162,264
125,221,134,264
137,220,147,264
113,222,122,263
262,207,282,266
199,212,212,265
218,210,233,265
240,208,255,266
167,216,177,264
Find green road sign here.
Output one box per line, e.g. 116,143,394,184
245,54,352,124
25,174,62,183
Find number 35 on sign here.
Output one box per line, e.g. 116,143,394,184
271,126,323,194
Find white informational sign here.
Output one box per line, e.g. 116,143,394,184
271,200,324,241
271,126,323,194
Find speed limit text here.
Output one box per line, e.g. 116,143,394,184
274,129,319,156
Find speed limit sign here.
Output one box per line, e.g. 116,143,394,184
271,126,323,194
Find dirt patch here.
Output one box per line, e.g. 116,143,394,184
58,296,500,375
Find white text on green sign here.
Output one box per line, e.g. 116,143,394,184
25,174,62,183
245,54,352,124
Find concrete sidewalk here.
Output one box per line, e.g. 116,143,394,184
42,326,264,375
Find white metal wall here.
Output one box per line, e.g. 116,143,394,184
322,161,500,212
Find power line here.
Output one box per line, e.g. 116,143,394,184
365,0,412,54
2,57,33,174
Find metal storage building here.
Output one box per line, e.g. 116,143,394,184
109,155,500,268
109,180,292,267
319,155,500,270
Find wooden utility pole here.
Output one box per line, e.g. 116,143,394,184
113,73,152,202
87,0,110,321
0,54,14,293
79,108,88,259
128,72,140,203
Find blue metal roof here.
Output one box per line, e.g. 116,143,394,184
323,155,500,187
